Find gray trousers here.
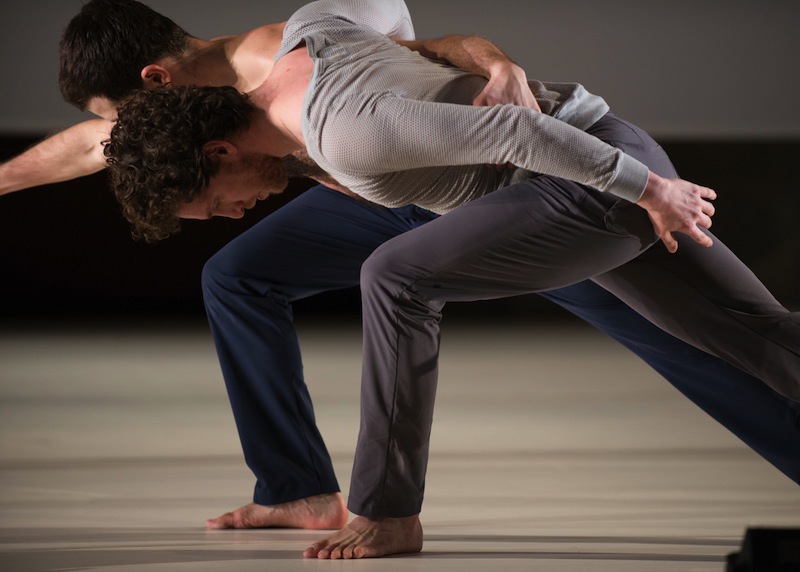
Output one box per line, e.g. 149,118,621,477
348,113,800,518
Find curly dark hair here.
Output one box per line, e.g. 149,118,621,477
104,85,256,242
59,0,191,110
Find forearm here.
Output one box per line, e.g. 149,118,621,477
399,35,536,109
0,119,110,196
400,35,515,78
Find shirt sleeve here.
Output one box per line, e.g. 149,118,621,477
319,95,650,203
279,0,415,59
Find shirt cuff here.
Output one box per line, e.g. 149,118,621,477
608,153,650,203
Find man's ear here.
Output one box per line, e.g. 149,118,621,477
202,140,238,160
140,64,173,89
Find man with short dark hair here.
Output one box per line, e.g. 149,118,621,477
59,0,191,111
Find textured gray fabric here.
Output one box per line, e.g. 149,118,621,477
277,0,650,212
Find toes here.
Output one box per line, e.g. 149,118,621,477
329,546,344,559
311,542,339,559
353,544,375,559
303,542,325,559
205,513,232,529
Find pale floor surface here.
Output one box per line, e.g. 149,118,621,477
1,321,798,571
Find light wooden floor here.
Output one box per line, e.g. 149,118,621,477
1,320,797,571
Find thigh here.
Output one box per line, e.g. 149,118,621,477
209,186,437,302
595,231,791,336
593,231,800,396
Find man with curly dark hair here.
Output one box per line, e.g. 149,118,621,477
105,86,264,242
5,0,800,542
103,1,800,559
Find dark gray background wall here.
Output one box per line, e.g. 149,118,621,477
1,1,798,320
2,0,799,138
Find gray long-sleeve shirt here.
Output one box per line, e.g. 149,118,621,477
277,0,650,214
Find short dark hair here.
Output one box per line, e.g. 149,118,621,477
104,85,256,242
59,0,191,110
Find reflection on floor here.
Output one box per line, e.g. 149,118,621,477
1,320,797,571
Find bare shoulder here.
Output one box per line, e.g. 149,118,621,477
234,23,287,56
222,23,287,91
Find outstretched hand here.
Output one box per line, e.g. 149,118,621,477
637,172,717,253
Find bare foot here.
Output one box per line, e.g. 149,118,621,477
205,492,348,530
303,515,423,559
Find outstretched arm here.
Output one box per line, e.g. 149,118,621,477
0,119,111,196
399,35,540,110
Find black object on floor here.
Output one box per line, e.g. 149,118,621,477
727,527,800,571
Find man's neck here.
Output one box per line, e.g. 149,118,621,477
246,46,313,158
172,39,239,88
176,23,287,92
284,151,360,197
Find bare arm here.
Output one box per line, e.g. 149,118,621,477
0,119,111,197
398,35,540,110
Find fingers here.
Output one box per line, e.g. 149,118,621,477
472,94,489,107
688,226,714,248
651,210,715,254
661,231,678,253
472,81,540,110
700,185,717,201
701,197,716,217
645,178,717,253
659,223,714,253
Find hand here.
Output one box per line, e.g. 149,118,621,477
473,61,541,111
637,172,717,253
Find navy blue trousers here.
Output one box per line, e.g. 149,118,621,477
202,184,800,507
